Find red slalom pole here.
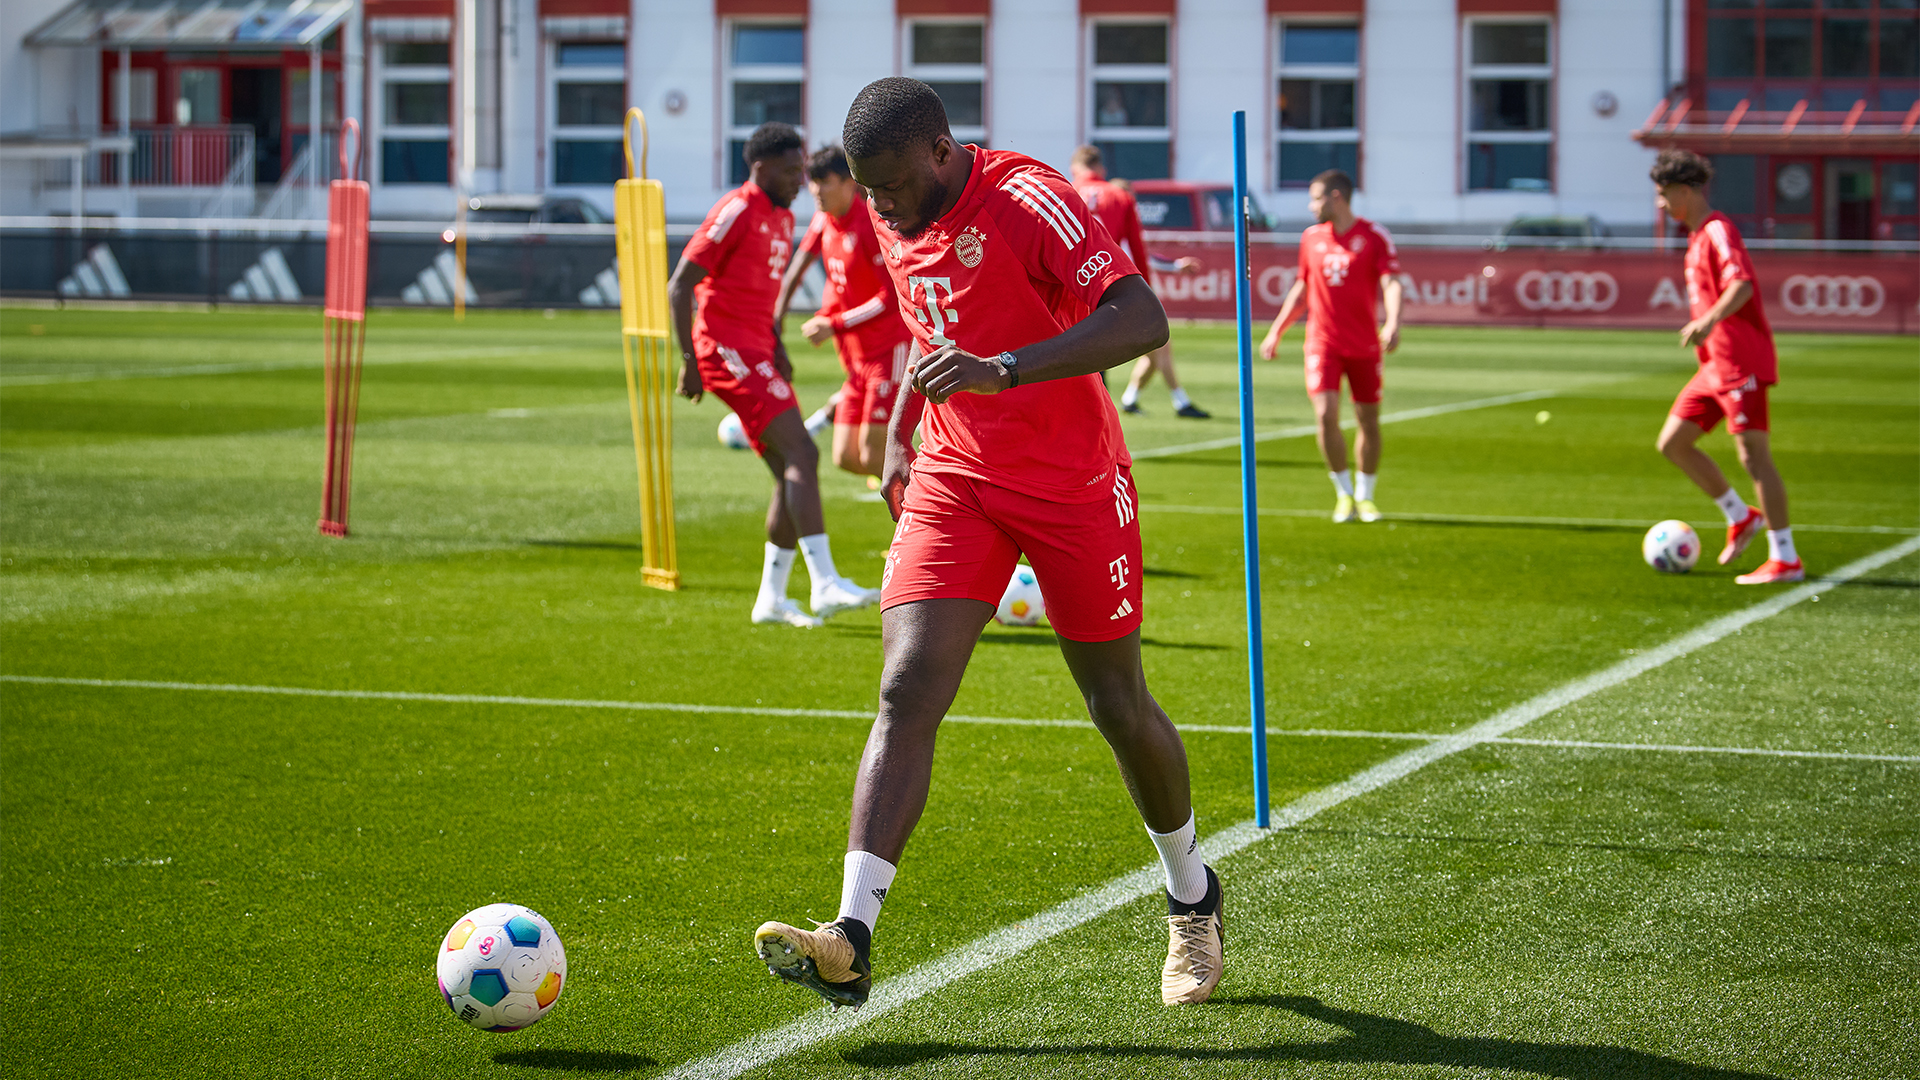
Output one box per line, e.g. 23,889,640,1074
320,119,370,537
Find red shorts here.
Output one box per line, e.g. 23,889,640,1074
834,339,910,428
1672,369,1769,434
881,466,1144,642
697,341,798,454
1305,346,1382,404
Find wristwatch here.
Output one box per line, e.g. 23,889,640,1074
996,351,1021,389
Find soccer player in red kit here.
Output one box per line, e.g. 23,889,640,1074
1260,169,1404,523
1068,144,1209,419
668,122,880,628
775,145,913,479
752,79,1224,1009
1650,149,1801,583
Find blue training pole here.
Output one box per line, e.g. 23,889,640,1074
1231,110,1271,828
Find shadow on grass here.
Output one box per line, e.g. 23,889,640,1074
1284,824,1898,867
841,995,1787,1078
1385,515,1645,535
521,539,644,552
492,1048,657,1072
1140,637,1231,651
1142,566,1206,579
1835,576,1920,589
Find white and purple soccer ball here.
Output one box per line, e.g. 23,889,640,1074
1642,519,1700,574
437,903,567,1032
995,564,1047,626
717,412,751,450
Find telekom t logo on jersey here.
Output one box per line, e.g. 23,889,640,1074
907,276,958,346
1322,250,1352,286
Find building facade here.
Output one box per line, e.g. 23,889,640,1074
3,0,1913,236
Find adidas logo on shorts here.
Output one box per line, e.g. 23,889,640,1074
1109,598,1135,621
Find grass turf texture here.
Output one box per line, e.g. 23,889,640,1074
1,305,1915,1078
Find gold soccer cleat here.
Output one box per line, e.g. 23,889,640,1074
754,918,871,1009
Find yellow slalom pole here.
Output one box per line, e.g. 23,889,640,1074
615,107,678,590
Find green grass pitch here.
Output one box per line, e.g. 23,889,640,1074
2,304,1915,1079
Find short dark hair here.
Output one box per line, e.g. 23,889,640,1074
743,122,804,166
807,145,850,182
1651,148,1713,188
1071,144,1103,171
1311,170,1355,200
843,77,951,161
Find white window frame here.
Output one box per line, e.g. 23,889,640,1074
902,17,988,146
376,40,452,186
1085,16,1173,178
1462,16,1555,194
722,18,807,187
548,38,626,189
1274,18,1362,190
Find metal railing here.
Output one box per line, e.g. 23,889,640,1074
109,125,257,187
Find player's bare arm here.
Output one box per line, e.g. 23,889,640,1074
1260,277,1307,360
1379,273,1405,354
909,276,1168,404
667,257,708,402
1679,278,1753,349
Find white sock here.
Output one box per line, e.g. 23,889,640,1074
757,543,795,605
804,402,834,437
1169,387,1193,409
1329,470,1354,498
1767,527,1797,564
798,532,839,588
1146,811,1209,905
1120,385,1140,407
1713,488,1749,525
837,850,897,931
1355,471,1377,501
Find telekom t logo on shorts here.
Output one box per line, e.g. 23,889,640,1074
1109,555,1129,590
907,276,958,346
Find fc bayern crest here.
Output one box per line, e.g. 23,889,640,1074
955,229,984,267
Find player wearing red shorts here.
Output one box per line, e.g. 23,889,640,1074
1650,149,1800,583
1068,144,1209,419
668,123,880,628
752,79,1224,1010
775,145,913,479
1260,169,1404,523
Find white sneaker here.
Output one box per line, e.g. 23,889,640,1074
811,577,880,619
752,597,822,628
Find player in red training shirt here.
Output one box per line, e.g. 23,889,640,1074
752,79,1225,1010
775,144,913,480
1650,149,1800,583
668,123,880,628
1260,169,1404,523
1068,144,1208,419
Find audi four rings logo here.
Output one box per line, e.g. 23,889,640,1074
1780,275,1885,317
1076,250,1113,285
1514,270,1619,311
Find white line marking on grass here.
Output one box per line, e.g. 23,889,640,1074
656,531,1920,1080
1144,504,1919,536
1129,389,1557,460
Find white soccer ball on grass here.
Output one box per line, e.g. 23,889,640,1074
1642,519,1700,574
995,564,1046,626
718,412,751,450
437,903,567,1032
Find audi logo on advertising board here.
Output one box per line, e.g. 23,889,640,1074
1779,275,1885,317
1514,270,1619,312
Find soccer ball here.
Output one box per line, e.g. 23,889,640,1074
995,564,1046,626
437,903,567,1032
1642,519,1700,574
717,412,751,450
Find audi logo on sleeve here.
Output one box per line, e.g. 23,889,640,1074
1779,275,1885,317
1514,270,1619,312
1076,250,1113,286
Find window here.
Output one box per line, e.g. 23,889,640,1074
905,20,986,144
109,68,157,124
378,40,450,184
174,69,219,125
1088,19,1170,179
725,22,804,186
1465,19,1552,192
1700,3,1919,119
551,40,625,186
1276,22,1360,188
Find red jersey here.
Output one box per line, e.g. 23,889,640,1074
1297,218,1401,359
1074,178,1151,271
681,181,793,354
799,193,910,360
1685,212,1776,388
874,147,1141,504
